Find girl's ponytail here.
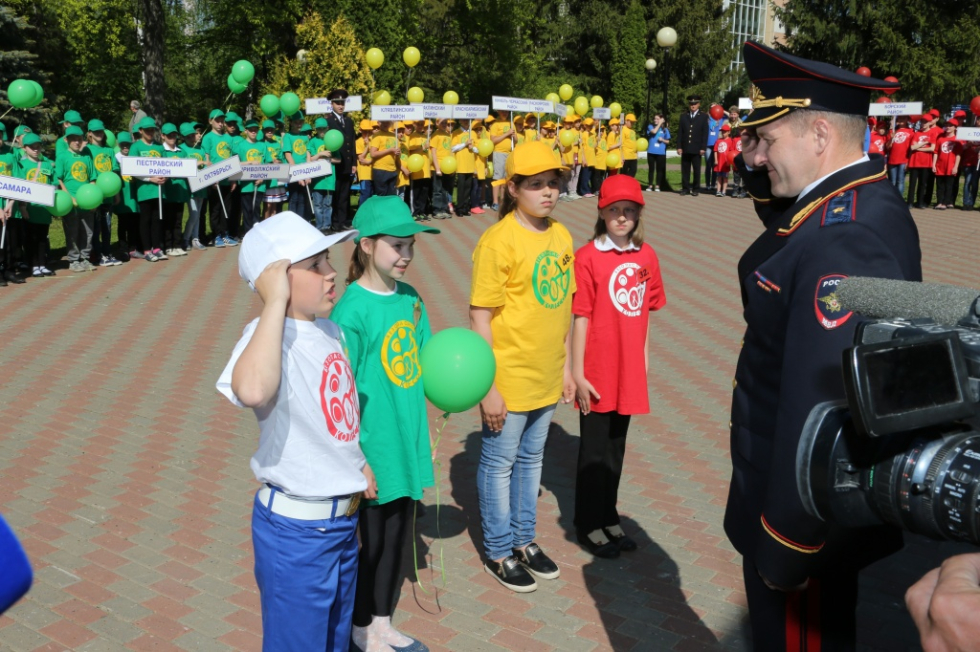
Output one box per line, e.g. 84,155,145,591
346,242,370,285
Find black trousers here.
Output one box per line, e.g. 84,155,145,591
591,169,606,194
228,186,241,237
648,154,667,189
372,170,398,197
117,212,140,252
138,199,163,252
353,497,412,627
456,173,473,215
622,159,637,178
333,172,353,227
907,167,933,206
208,184,232,236
574,410,631,533
1,217,23,270
680,153,701,191
742,559,859,652
241,191,260,234
704,149,715,188
22,221,49,267
936,174,959,205
162,202,184,250
411,178,431,217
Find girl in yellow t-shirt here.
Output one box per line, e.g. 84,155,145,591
356,120,377,206
472,120,488,214
469,140,575,593
580,118,597,197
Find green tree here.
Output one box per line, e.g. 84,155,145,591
0,5,53,129
610,0,646,120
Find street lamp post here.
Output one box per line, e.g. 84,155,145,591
644,58,657,133
656,27,678,120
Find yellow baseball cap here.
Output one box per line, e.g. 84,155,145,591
485,115,496,124
543,120,556,129
504,140,568,180
514,115,524,123
472,120,484,128
583,118,595,125
359,119,373,131
562,115,575,124
609,118,621,125
625,113,637,121
524,113,537,122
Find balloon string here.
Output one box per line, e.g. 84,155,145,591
0,107,14,121
413,411,450,594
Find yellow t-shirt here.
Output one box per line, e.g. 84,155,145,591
622,126,637,160
559,131,575,166
595,133,608,171
453,129,475,174
607,131,622,152
583,132,597,167
356,138,373,181
397,135,410,187
470,213,576,411
489,121,512,153
370,130,398,172
429,129,453,173
408,134,430,180
524,128,538,142
541,136,560,163
472,129,486,180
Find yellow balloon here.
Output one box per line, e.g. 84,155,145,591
559,129,576,147
365,48,384,69
443,91,459,105
440,155,457,174
545,92,560,104
407,86,424,104
637,138,649,151
606,153,621,169
558,84,574,101
408,154,425,173
609,102,622,119
403,47,421,68
486,161,494,177
477,138,494,158
566,104,576,117
590,95,604,109
573,96,589,117
373,90,391,105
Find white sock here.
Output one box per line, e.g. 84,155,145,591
373,615,413,647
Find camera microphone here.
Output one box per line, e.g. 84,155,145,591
836,277,980,326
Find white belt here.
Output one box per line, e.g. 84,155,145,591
257,486,360,520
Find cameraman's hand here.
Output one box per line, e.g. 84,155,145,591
907,553,980,652
760,572,809,593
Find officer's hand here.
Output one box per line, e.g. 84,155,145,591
907,553,980,652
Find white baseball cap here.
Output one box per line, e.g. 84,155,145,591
238,212,358,291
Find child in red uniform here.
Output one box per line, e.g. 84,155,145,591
868,121,887,159
571,174,666,559
887,116,914,195
907,123,937,208
933,119,962,210
961,140,979,211
712,124,732,197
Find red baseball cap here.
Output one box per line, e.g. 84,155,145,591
954,110,967,118
947,118,959,127
721,123,731,131
598,174,644,209
929,108,941,118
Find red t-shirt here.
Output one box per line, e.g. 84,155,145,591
572,240,666,414
713,138,731,172
887,128,914,165
868,133,887,155
934,137,962,176
908,131,936,169
962,143,979,168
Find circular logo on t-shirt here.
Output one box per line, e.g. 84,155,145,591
532,250,572,309
0,162,10,176
143,149,162,158
25,167,49,184
94,153,113,173
717,141,729,154
608,262,647,318
893,131,909,144
70,161,89,182
941,141,955,154
292,140,307,156
216,141,231,159
381,320,421,388
319,352,360,442
246,148,263,163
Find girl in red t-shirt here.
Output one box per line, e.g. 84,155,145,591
933,120,962,209
907,125,937,208
571,174,666,559
713,125,732,196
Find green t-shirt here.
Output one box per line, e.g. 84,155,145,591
88,144,118,206
14,155,56,224
203,131,234,186
163,146,190,203
0,151,15,178
117,153,140,214
128,140,168,203
55,148,95,197
280,132,308,165
180,144,207,199
307,137,336,191
234,139,270,194
263,138,282,189
330,282,435,506
55,137,70,160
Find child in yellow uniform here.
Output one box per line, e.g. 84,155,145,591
568,116,584,199
594,123,609,188
408,120,431,220
540,121,559,163
428,118,454,219
369,121,400,197
488,111,515,210
513,115,525,146
472,120,488,214
580,118,597,197
559,116,576,200
452,119,477,217
396,122,412,204
621,113,638,178
606,119,622,174
523,114,538,142
356,120,375,206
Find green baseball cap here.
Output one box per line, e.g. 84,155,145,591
244,119,259,129
65,126,84,138
225,111,242,124
179,123,197,137
21,134,41,147
116,132,133,144
137,117,157,130
209,109,225,120
13,125,32,137
261,120,276,130
161,122,178,135
300,124,312,133
63,110,83,124
353,196,440,243
87,119,105,132
314,117,329,129
288,111,305,121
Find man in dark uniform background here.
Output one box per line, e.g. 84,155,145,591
726,41,922,650
677,94,709,196
324,88,356,231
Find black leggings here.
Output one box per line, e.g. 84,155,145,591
138,199,163,253
574,410,631,534
907,167,933,206
22,221,49,267
936,175,959,205
647,154,667,189
353,497,412,627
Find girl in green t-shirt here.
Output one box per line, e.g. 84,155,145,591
87,120,122,266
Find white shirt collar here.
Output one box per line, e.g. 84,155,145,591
594,235,640,252
797,154,869,203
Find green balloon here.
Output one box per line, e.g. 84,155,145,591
6,79,34,109
75,184,105,211
420,328,496,414
324,129,344,151
260,94,280,117
96,171,122,197
105,130,116,147
232,60,255,85
227,74,246,95
49,190,74,217
27,80,43,108
280,92,301,116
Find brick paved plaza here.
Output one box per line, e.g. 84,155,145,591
0,191,977,651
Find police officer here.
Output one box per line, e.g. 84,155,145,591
324,88,356,231
726,41,922,650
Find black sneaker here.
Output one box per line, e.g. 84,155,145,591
513,543,560,580
577,529,620,559
603,525,638,552
484,556,537,593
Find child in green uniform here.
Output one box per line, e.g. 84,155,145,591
15,134,58,277
282,111,311,220
180,123,208,251
161,123,189,256
202,109,237,248
129,117,169,262
1,128,25,284
261,120,285,219
330,195,440,652
224,112,244,237
114,132,141,258
55,110,85,161
308,117,337,233
87,119,123,267
234,119,271,234
55,125,98,272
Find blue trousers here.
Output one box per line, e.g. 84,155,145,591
288,182,312,221
252,489,359,652
312,190,333,230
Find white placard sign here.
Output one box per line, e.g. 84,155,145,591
120,157,198,178
738,97,753,110
305,98,331,115
492,96,528,112
188,156,242,193
453,105,490,120
592,107,611,120
957,127,980,142
410,103,453,119
554,103,568,117
525,99,556,114
868,101,923,116
370,105,425,122
0,174,55,206
289,159,332,183
345,96,363,112
240,163,291,181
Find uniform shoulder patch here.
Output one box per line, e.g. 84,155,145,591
820,189,856,227
814,274,853,330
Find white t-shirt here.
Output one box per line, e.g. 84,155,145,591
217,317,367,498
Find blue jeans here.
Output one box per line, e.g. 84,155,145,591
252,489,359,652
357,180,373,207
888,163,906,197
92,206,112,258
312,190,333,230
182,196,203,244
963,167,979,208
288,182,312,221
477,404,557,560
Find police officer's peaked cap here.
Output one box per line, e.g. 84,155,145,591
740,40,900,128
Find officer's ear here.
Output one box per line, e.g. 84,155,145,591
811,117,832,155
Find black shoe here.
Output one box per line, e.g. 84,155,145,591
692,191,700,197
0,276,7,287
484,556,537,593
4,271,26,284
577,529,620,559
680,189,691,196
603,526,638,552
513,542,560,580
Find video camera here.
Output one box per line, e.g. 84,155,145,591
796,277,980,543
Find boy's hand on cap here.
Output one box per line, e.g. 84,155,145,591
255,259,291,306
